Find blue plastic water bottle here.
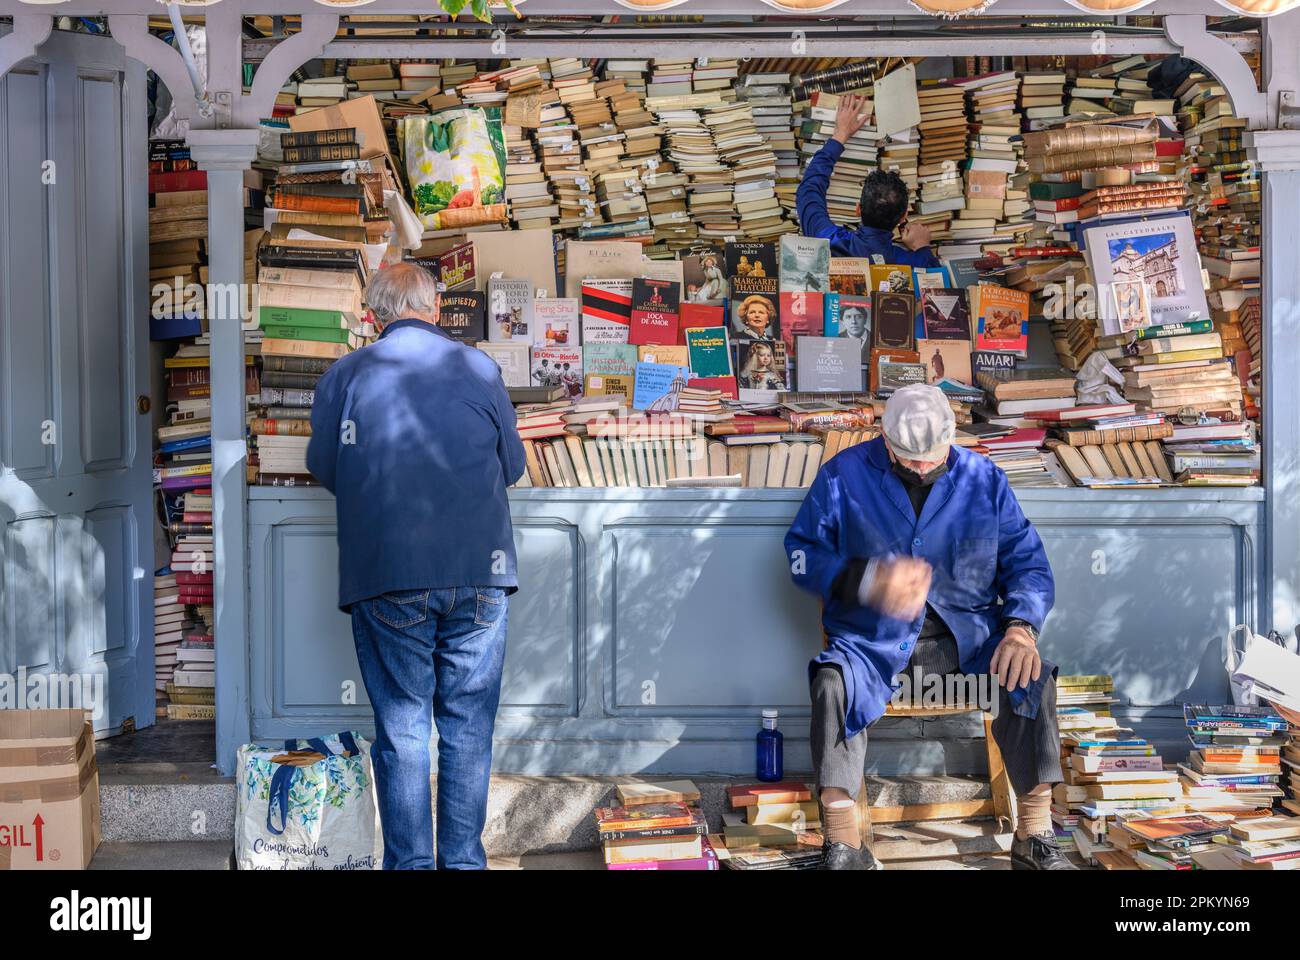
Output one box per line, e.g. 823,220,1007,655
756,708,783,782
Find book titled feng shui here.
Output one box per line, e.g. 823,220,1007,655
437,291,486,343
629,277,682,346
487,277,534,343
796,336,863,392
532,297,579,346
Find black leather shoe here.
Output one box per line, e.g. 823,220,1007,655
1010,831,1077,870
822,841,883,870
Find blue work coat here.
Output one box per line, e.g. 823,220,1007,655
785,437,1055,738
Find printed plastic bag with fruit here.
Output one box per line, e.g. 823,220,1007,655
403,106,508,231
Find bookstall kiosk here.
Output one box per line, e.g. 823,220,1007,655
1,0,1298,778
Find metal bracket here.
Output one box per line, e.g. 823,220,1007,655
107,14,210,125
1280,91,1300,131
1165,14,1268,130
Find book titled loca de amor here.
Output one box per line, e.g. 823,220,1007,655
629,277,682,346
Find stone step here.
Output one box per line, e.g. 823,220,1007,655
872,819,1013,862
99,767,996,857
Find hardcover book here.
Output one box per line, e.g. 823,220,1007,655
829,257,871,295
580,279,633,344
680,302,725,329
779,292,824,358
730,276,780,341
533,297,579,346
435,240,476,291
632,361,690,411
974,284,1030,355
437,291,487,343
796,336,864,392
629,277,682,346
474,341,531,387
487,278,534,343
920,289,973,340
778,235,831,294
684,327,733,379
871,290,916,349
681,245,728,303
531,346,583,398
583,343,638,400
735,339,789,392
916,338,974,386
724,240,777,280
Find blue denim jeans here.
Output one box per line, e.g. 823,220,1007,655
350,586,508,869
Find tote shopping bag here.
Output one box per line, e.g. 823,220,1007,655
235,731,383,870
1224,625,1297,706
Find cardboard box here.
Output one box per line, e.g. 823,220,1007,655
0,710,101,869
287,95,390,161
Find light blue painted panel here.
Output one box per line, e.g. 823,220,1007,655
0,67,53,478
243,487,1262,775
500,519,580,714
1036,521,1244,707
607,523,821,713
77,71,128,472
83,506,129,657
2,514,57,671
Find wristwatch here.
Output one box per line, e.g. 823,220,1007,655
1003,618,1039,643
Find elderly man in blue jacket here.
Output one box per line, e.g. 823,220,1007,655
785,384,1073,871
796,93,941,267
307,262,526,870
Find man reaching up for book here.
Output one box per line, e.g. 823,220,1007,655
785,384,1074,871
796,94,940,267
307,262,526,870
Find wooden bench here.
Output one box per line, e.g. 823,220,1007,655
857,703,1016,850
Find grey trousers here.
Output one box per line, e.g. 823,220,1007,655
810,634,1064,798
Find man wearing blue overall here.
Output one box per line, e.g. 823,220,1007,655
785,384,1074,871
796,94,941,267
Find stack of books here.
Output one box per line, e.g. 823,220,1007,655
254,125,379,484
716,781,824,870
739,69,799,213
1105,813,1233,870
1202,815,1300,870
798,90,879,227
148,138,207,340
914,82,968,241
1285,716,1300,817
1179,703,1287,815
596,781,717,870
1018,71,1066,127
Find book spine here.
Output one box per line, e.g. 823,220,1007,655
281,143,362,164
280,128,358,148
251,418,313,437
271,192,362,215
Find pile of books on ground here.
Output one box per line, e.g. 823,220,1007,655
1051,674,1118,858
714,781,824,870
595,780,717,870
1180,703,1286,816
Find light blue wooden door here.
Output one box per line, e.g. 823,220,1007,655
0,29,152,735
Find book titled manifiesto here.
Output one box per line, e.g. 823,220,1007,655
438,291,486,343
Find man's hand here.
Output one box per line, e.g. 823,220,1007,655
899,219,933,251
991,625,1042,690
862,557,932,621
832,94,872,145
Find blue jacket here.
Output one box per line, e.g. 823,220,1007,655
307,319,526,610
784,438,1055,738
795,139,941,268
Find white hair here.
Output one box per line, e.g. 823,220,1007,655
365,262,441,323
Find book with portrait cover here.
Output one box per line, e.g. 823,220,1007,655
735,339,789,393
437,291,486,343
920,289,972,341
629,277,682,346
730,276,780,342
681,245,728,303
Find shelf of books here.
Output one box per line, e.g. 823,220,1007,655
196,50,1260,499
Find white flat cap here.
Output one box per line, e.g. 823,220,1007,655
882,383,955,461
